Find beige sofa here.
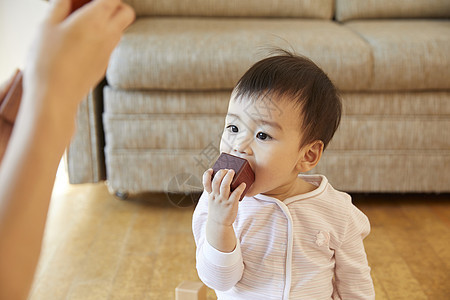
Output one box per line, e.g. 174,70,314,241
67,0,450,198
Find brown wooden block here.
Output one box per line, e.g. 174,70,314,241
212,152,255,201
175,281,206,300
70,0,92,13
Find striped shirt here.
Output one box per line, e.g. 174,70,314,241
192,175,375,299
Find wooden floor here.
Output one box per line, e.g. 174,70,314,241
352,193,450,300
28,179,450,299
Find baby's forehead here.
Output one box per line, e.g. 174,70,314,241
230,93,300,116
227,95,303,130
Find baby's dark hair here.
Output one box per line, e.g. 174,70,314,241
233,50,341,150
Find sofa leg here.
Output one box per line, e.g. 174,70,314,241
114,190,129,200
106,182,130,200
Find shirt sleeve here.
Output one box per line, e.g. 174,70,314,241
333,204,375,299
192,191,244,291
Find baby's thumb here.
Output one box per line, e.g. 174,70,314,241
202,169,213,194
46,0,71,24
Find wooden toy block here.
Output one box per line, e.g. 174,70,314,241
70,0,92,13
212,152,255,201
175,281,206,300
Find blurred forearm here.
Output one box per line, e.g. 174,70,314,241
0,90,71,300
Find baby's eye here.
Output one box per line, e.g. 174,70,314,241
226,125,239,133
256,132,272,141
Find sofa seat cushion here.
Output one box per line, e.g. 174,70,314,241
103,113,225,150
316,150,450,192
105,148,450,193
124,0,334,19
107,18,372,92
104,88,450,116
103,87,230,114
104,112,450,152
102,89,450,193
346,20,450,91
104,88,450,152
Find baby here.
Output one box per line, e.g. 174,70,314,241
192,51,375,299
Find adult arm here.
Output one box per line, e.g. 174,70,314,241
0,0,134,299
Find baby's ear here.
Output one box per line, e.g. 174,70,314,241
296,140,324,173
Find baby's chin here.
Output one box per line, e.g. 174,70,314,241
242,184,259,198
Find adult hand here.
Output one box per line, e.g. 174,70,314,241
23,0,135,116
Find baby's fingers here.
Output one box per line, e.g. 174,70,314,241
211,169,228,195
230,182,246,202
202,169,213,194
220,169,235,198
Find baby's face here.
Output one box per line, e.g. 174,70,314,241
220,94,306,197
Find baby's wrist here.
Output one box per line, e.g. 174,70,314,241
206,217,233,229
206,219,237,253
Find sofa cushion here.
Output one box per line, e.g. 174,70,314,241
105,88,450,116
103,87,230,114
336,0,450,22
104,112,449,152
123,0,334,19
107,18,372,92
104,148,450,193
331,115,450,151
103,89,450,152
102,90,450,193
316,150,450,192
341,92,450,116
346,20,450,91
103,113,225,150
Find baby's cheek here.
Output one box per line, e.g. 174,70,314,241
247,167,268,194
219,134,232,153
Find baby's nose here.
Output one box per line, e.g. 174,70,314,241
233,139,253,155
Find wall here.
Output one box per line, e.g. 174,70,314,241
0,0,48,82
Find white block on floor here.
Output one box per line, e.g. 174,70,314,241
175,281,206,300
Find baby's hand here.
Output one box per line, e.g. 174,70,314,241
203,168,246,226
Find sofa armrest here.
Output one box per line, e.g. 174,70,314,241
67,79,106,184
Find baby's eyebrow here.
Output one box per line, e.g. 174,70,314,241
254,118,283,131
226,113,282,131
226,113,241,120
